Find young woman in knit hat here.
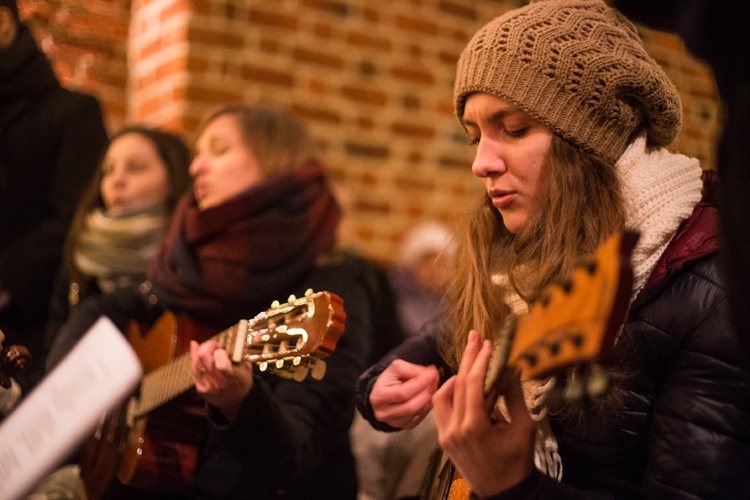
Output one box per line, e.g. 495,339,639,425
355,0,750,498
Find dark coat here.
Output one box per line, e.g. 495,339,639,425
355,176,750,499
0,23,107,387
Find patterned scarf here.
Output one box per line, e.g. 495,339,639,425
74,204,170,293
148,163,340,327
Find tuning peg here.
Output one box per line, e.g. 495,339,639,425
292,366,310,382
311,359,327,380
271,300,280,309
586,365,610,397
304,289,313,297
562,376,585,401
275,359,285,369
288,294,297,303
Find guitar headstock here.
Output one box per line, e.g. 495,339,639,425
224,289,346,382
484,230,638,407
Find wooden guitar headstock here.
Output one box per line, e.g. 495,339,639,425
484,230,638,409
225,289,346,382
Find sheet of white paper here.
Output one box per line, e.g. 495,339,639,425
0,316,142,500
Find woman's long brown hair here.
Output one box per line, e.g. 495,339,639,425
441,134,626,369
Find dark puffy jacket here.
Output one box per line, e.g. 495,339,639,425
355,173,750,498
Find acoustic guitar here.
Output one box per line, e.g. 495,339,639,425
422,230,638,500
80,289,346,499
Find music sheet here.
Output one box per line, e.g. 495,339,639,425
0,316,142,500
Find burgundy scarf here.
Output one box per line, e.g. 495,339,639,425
148,163,340,326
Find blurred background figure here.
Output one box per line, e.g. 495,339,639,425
0,0,108,394
390,221,455,338
351,221,454,500
39,125,191,387
21,127,190,500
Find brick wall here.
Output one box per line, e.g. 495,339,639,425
18,0,720,265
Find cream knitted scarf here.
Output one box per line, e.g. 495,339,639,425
74,204,170,293
617,133,704,296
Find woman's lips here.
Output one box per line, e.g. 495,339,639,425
489,191,515,209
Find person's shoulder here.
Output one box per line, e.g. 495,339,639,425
52,87,102,110
633,254,729,347
315,248,386,278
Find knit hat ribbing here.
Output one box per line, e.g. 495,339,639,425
454,0,682,166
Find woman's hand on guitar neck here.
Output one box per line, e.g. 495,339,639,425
190,339,254,423
433,330,536,498
369,359,440,429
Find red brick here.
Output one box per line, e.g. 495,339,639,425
395,14,439,35
354,200,391,214
290,104,343,124
357,116,375,130
155,56,186,80
391,121,435,138
139,38,162,60
313,22,334,38
188,26,244,47
362,7,379,23
438,1,477,20
241,64,295,87
293,47,345,69
187,55,210,73
186,85,243,104
137,95,162,117
300,0,351,17
347,31,391,51
407,204,424,217
162,0,192,22
439,50,459,66
361,172,377,186
341,85,387,105
248,8,299,30
308,78,327,95
391,66,434,85
407,151,422,163
395,176,435,191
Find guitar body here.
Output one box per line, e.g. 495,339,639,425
80,312,213,499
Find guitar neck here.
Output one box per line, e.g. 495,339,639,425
134,327,232,418
131,290,345,419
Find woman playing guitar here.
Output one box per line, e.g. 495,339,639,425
355,1,750,498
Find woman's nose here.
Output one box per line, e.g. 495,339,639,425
189,155,204,176
471,139,505,178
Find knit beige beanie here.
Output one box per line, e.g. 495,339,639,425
454,0,682,166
